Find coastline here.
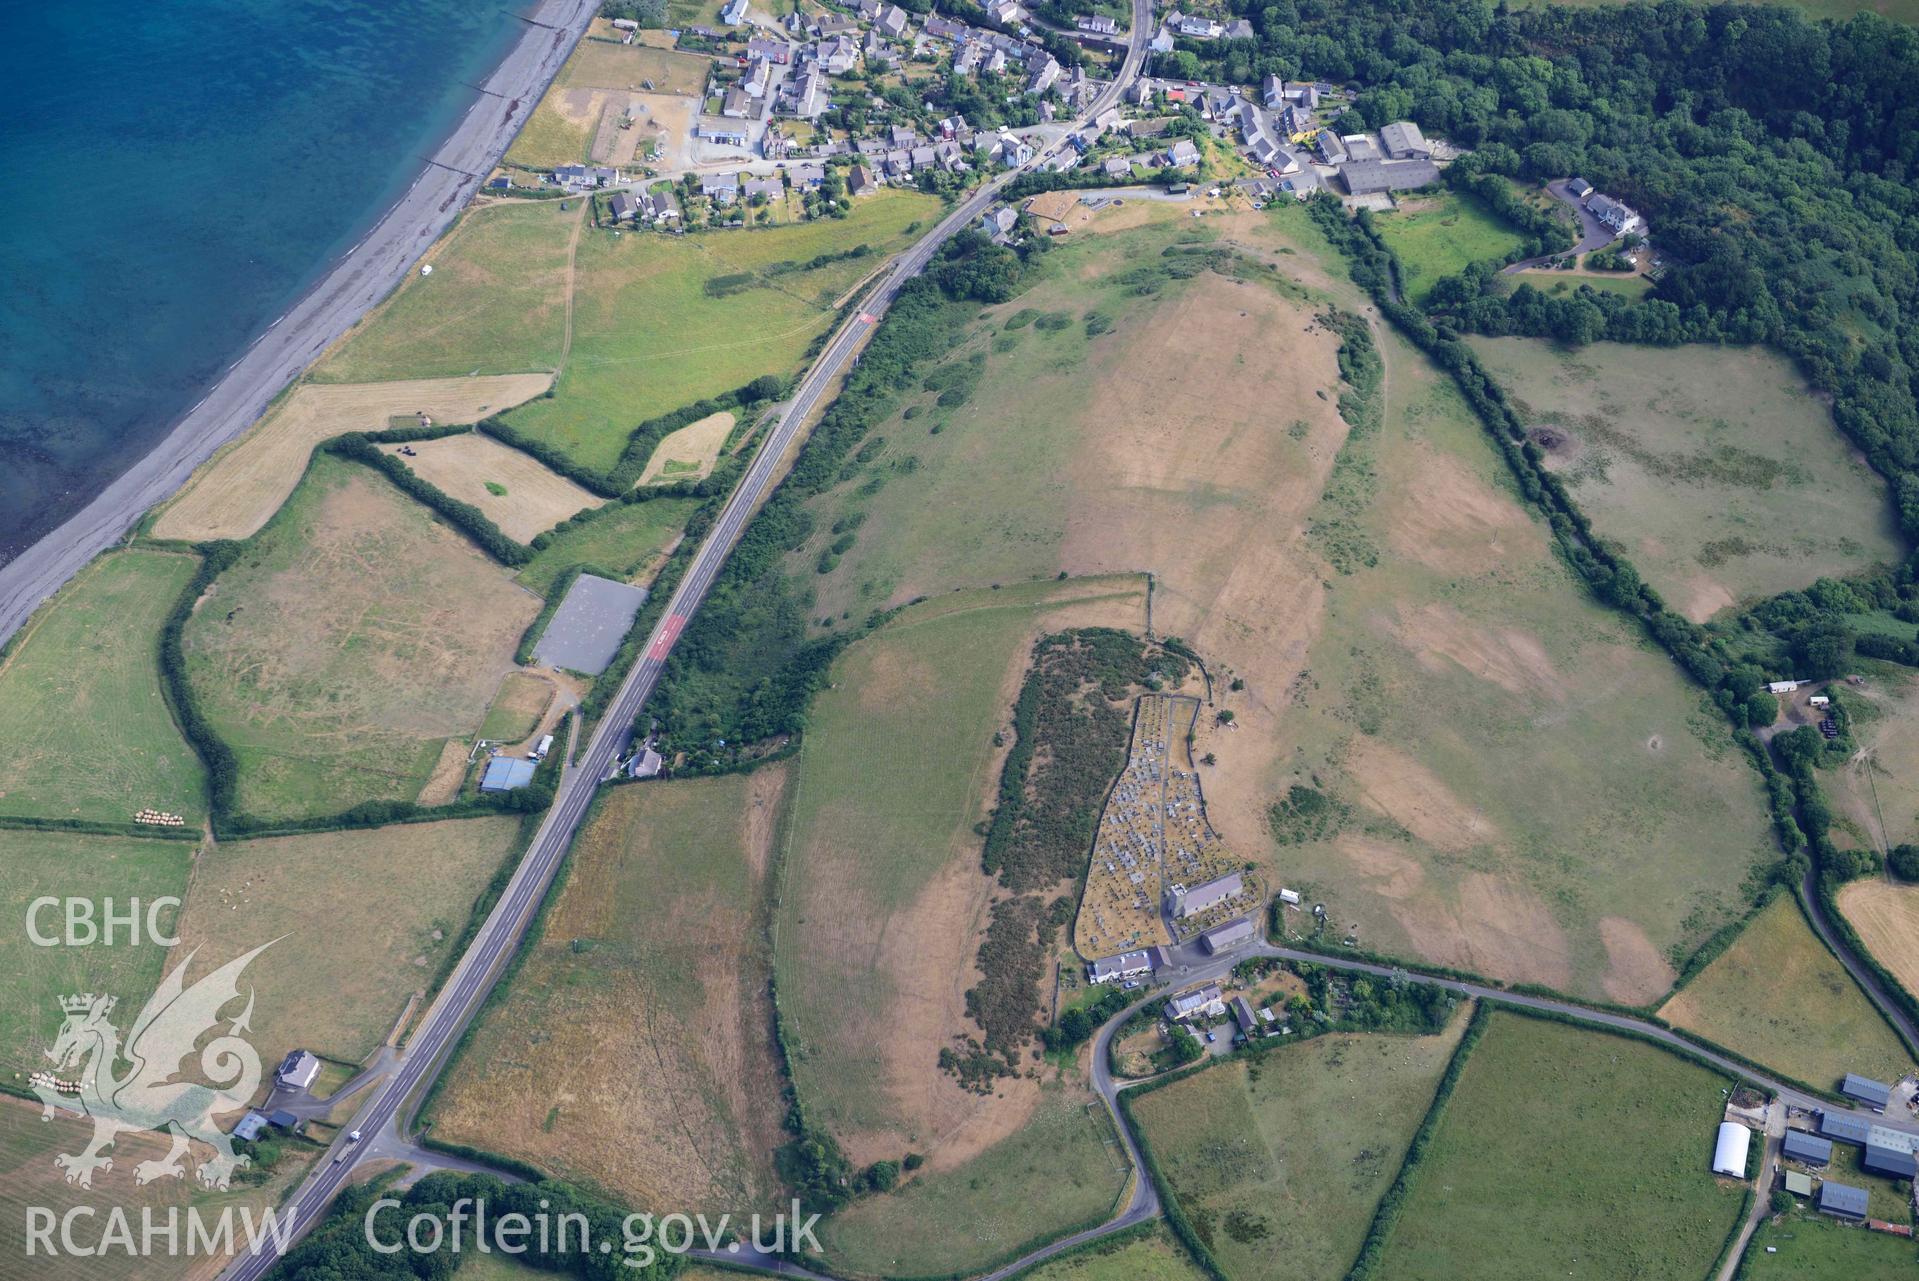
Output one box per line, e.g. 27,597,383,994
0,0,596,646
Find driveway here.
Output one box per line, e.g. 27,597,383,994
1502,178,1614,273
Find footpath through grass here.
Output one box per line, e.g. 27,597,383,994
1659,891,1912,1091
1130,1017,1470,1281
0,548,205,827
1374,1010,1746,1281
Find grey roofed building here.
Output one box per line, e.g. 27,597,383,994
607,191,638,221
1314,129,1347,163
1865,1142,1919,1178
479,756,538,793
1817,1110,1872,1144
1261,72,1284,108
1339,158,1441,195
747,36,792,63
1281,166,1324,197
1567,175,1594,198
701,171,741,202
1087,949,1155,983
1379,120,1431,159
531,573,650,675
1780,1130,1833,1166
268,1109,299,1129
743,175,783,201
1168,870,1245,920
1199,917,1257,954
1817,1180,1869,1219
233,1111,269,1142
789,161,826,187
1842,1073,1893,1109
276,1049,320,1090
1341,134,1380,162
641,189,681,221
626,746,665,779
1232,995,1258,1035
1165,138,1200,167
1163,984,1225,1021
1104,155,1132,178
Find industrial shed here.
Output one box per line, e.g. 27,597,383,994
479,757,537,793
1712,1122,1752,1178
1864,1142,1919,1179
1781,1130,1833,1167
1199,918,1257,954
1818,1180,1869,1220
1818,1110,1872,1144
1842,1073,1893,1110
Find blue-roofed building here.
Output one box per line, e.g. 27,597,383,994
1818,1110,1872,1145
1841,1073,1892,1110
1817,1180,1869,1220
232,1111,269,1141
1781,1130,1832,1167
480,757,538,793
1865,1142,1919,1179
268,1109,300,1130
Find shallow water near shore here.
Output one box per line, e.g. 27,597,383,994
0,0,526,560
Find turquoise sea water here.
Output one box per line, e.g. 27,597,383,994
0,0,527,558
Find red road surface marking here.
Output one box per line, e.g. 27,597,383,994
649,613,687,660
858,312,878,325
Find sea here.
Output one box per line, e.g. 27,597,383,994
0,0,529,560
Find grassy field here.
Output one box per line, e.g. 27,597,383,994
0,1095,317,1281
1011,1225,1207,1281
516,495,698,597
775,577,1148,1165
1839,876,1919,1005
172,816,522,1069
379,432,603,542
505,82,595,168
501,189,938,473
1659,893,1911,1088
797,206,1777,1004
1470,336,1901,621
480,671,553,742
316,200,578,385
817,1086,1130,1279
561,40,711,97
1370,190,1528,304
430,774,788,1219
181,453,540,821
1744,1207,1918,1279
0,829,194,1079
1375,1011,1746,1280
0,548,205,826
1130,1014,1470,1281
1513,269,1654,300
1829,666,1919,852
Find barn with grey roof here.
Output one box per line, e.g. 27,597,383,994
1817,1180,1869,1220
1780,1130,1832,1166
1841,1073,1892,1110
531,574,649,675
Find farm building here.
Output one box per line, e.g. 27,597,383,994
1865,1142,1919,1178
1712,1121,1752,1177
1232,995,1258,1037
268,1109,300,1130
1818,1110,1871,1144
1567,176,1594,199
1199,917,1257,954
1768,680,1803,694
232,1111,269,1142
479,757,537,793
531,573,649,676
1163,984,1225,1022
1818,1180,1869,1220
1166,871,1244,920
275,1049,320,1091
1338,158,1440,196
1781,1130,1833,1166
1842,1073,1892,1110
1783,1170,1813,1198
1379,120,1430,159
1088,950,1156,984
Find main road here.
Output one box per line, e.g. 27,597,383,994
219,6,1155,1277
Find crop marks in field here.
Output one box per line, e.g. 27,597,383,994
0,549,205,828
181,453,540,822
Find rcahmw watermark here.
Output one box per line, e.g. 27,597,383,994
364,1197,824,1268
26,1204,292,1258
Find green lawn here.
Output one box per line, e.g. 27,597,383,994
1013,1225,1208,1281
1370,190,1528,305
1659,892,1912,1090
818,1085,1130,1279
501,190,939,474
1375,1011,1747,1281
1744,1206,1918,1278
315,200,577,384
0,829,193,1079
1470,336,1901,621
0,548,206,826
516,495,698,597
1132,1016,1470,1281
181,454,538,822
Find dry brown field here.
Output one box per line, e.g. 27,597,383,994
154,374,550,542
429,772,789,1218
379,432,602,541
1839,878,1919,1006
637,409,734,485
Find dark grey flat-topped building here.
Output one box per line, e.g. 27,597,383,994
1817,1110,1871,1144
1817,1180,1868,1220
1841,1072,1893,1110
1865,1142,1919,1178
1780,1130,1832,1166
532,573,650,676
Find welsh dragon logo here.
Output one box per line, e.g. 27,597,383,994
31,942,272,1190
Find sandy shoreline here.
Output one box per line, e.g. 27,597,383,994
0,0,595,645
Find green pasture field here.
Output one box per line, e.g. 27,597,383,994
1012,1225,1207,1281
172,816,522,1070
501,189,938,473
1470,336,1901,621
818,1086,1130,1279
428,775,788,1220
0,829,193,1079
0,1095,317,1281
1369,190,1527,304
0,548,205,826
180,453,540,822
515,496,698,597
561,40,711,97
1375,1012,1746,1280
315,200,576,384
775,577,1147,1146
1130,1015,1470,1281
1520,270,1655,300
1658,893,1911,1089
479,671,551,742
1743,1208,1917,1280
